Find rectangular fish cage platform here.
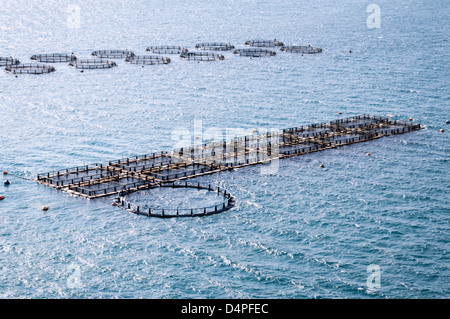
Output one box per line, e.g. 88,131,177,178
36,115,421,199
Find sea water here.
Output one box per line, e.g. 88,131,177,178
0,0,448,298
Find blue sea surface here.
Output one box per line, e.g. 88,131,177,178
0,0,449,298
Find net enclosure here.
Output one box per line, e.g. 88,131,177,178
280,45,322,54
125,55,171,65
245,39,284,47
146,46,188,54
4,63,56,74
233,48,277,57
195,42,235,51
30,53,77,63
117,182,236,218
0,57,20,66
180,52,225,61
69,59,117,69
91,50,134,59
36,115,421,218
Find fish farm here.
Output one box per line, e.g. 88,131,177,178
68,59,117,69
2,39,324,75
125,55,171,65
35,115,421,218
233,48,277,57
4,63,56,74
180,52,225,61
91,50,134,59
195,42,235,51
245,39,284,47
146,46,188,54
0,57,20,66
280,45,323,54
30,53,77,63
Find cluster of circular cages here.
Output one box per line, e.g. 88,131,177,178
2,40,322,73
113,181,236,218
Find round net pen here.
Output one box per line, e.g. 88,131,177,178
91,50,134,59
146,46,188,54
280,45,322,54
233,48,276,57
195,42,235,51
116,182,236,218
0,57,20,66
69,59,117,69
125,55,171,65
4,63,56,74
245,39,284,47
180,52,225,61
30,53,77,63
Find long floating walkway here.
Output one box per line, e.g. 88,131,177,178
35,115,421,217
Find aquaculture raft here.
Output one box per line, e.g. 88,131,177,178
36,115,421,218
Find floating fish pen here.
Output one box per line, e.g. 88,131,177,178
91,50,134,59
280,45,322,54
36,115,421,218
146,46,188,54
4,63,56,74
68,59,117,69
233,48,276,57
117,182,235,218
245,40,284,47
30,53,77,63
195,42,235,51
125,55,171,65
0,57,20,66
180,52,225,61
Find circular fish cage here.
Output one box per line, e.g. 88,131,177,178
180,52,225,61
0,57,20,66
195,42,235,51
146,46,188,54
125,55,171,65
30,53,77,63
233,48,276,57
69,59,117,69
116,182,236,218
280,45,322,54
245,39,284,47
4,63,56,74
91,50,134,59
